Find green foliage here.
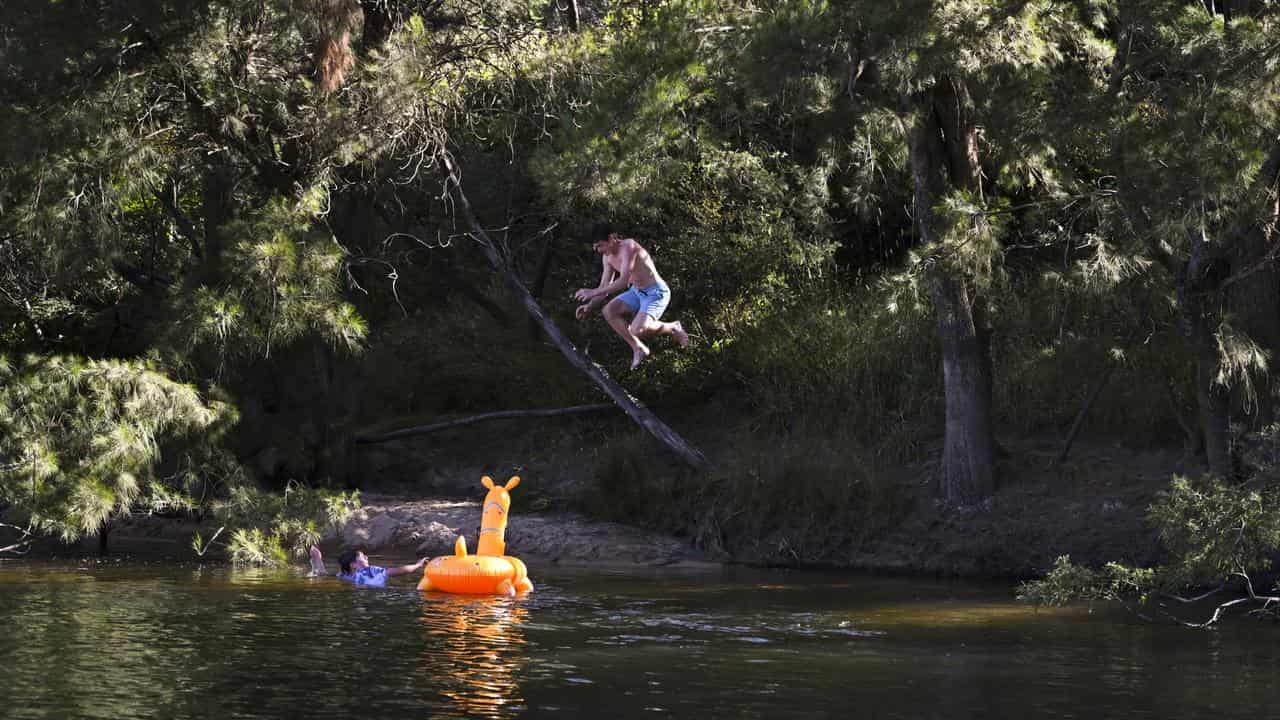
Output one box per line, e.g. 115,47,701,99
224,528,291,566
212,481,360,566
5,0,1280,576
180,191,368,361
581,434,671,523
1018,555,1108,606
1018,555,1156,607
1023,426,1280,611
0,351,356,564
0,354,230,541
525,1,846,337
694,434,909,559
1150,475,1280,588
730,283,939,459
990,270,1186,439
580,427,908,563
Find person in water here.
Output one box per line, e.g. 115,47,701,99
573,221,690,369
308,545,426,588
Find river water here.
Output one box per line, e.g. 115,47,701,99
1,557,1277,719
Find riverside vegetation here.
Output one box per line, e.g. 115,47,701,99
3,1,1280,625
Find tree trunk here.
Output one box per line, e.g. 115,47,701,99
1195,342,1234,478
931,272,997,503
439,154,710,469
1176,140,1280,476
932,77,982,192
1180,233,1233,478
201,167,232,286
1230,229,1280,426
908,82,996,504
359,0,394,51
1226,141,1280,426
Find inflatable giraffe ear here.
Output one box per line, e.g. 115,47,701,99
505,476,521,491
482,475,495,489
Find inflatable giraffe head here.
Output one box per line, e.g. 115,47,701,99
476,475,520,556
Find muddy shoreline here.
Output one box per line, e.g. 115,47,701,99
7,425,1189,580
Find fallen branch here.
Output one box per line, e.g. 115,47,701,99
1157,574,1280,628
0,522,35,555
1156,584,1226,604
354,403,618,444
1189,597,1256,628
192,526,226,558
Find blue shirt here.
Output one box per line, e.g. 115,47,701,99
337,566,388,587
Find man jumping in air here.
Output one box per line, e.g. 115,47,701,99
573,222,690,369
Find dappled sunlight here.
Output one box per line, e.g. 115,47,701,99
856,601,1096,629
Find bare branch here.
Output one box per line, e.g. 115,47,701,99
0,522,36,555
1191,597,1255,628
354,403,618,444
1156,583,1227,604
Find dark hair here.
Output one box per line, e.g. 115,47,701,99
589,221,612,244
337,549,360,575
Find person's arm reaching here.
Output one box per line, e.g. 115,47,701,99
575,294,608,320
575,255,619,318
385,557,428,577
308,545,327,576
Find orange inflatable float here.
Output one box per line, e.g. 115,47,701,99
418,475,534,596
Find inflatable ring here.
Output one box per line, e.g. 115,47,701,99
418,476,534,596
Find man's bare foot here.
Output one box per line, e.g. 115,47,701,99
671,321,690,349
308,545,326,576
630,343,651,370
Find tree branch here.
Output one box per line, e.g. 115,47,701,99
354,403,618,444
152,184,203,260
1156,583,1226,604
0,522,35,555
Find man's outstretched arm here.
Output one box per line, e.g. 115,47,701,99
385,557,428,577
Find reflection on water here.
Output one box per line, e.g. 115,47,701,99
422,596,529,719
3,559,1280,719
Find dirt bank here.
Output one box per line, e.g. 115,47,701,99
328,494,703,565
835,438,1177,578
10,419,1192,580
316,382,1203,578
12,491,707,567
338,432,1186,579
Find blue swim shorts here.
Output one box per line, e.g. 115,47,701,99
614,282,671,320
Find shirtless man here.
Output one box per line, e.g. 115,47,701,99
573,222,689,369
